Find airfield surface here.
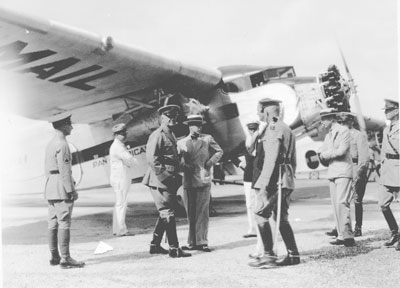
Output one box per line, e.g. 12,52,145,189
2,179,400,288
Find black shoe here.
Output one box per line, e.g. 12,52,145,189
384,233,399,247
354,226,362,237
329,239,345,245
181,245,197,251
243,233,257,238
325,229,338,237
60,257,85,269
276,254,300,266
49,255,61,266
344,238,355,247
196,245,211,252
396,240,400,251
169,248,192,258
149,244,169,255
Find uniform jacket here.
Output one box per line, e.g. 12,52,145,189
177,133,223,188
319,122,353,179
379,120,399,187
142,123,180,189
349,128,370,177
109,138,136,187
254,118,296,190
44,136,75,200
251,126,266,187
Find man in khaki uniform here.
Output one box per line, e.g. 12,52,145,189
248,98,299,268
177,115,223,252
109,123,136,236
318,109,355,247
44,115,84,269
142,105,191,258
378,99,400,250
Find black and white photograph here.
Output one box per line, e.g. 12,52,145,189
0,0,399,287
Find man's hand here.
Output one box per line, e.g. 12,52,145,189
204,160,213,170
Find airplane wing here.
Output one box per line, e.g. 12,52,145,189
0,7,222,123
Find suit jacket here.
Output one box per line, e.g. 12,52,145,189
44,136,75,200
177,133,223,188
379,120,399,187
142,123,180,189
254,118,296,190
319,122,353,179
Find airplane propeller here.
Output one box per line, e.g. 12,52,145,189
338,45,367,135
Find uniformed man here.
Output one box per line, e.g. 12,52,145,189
109,123,136,236
177,115,223,252
378,99,400,250
44,115,85,268
318,109,355,247
248,99,299,268
142,105,191,258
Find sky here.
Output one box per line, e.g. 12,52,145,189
0,0,398,120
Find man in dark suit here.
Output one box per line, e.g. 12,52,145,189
142,105,191,258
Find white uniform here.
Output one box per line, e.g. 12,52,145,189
110,138,136,235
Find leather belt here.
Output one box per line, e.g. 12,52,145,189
49,170,60,174
386,153,399,160
352,158,358,164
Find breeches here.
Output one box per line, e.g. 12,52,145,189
378,185,400,209
253,188,292,225
183,186,211,245
353,171,368,204
48,200,74,230
329,177,353,239
151,187,177,221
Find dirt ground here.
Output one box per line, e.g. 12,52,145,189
2,180,400,288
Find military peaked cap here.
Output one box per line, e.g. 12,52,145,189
50,114,72,129
382,99,399,110
157,104,180,116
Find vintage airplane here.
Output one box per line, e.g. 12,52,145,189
0,7,385,193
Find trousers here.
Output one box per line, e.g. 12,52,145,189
183,185,211,246
111,180,130,235
329,177,354,240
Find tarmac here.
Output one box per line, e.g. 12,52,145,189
1,179,400,288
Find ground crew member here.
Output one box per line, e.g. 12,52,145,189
44,114,85,268
248,98,299,268
378,99,400,250
110,123,136,236
142,105,191,258
327,113,370,237
318,109,355,247
178,115,223,252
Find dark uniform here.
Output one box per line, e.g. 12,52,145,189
44,115,84,268
377,99,400,250
142,105,190,258
249,99,299,268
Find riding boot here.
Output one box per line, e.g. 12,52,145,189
165,216,179,249
382,207,399,246
48,229,60,265
59,229,85,269
354,202,363,236
277,223,300,266
150,216,168,254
